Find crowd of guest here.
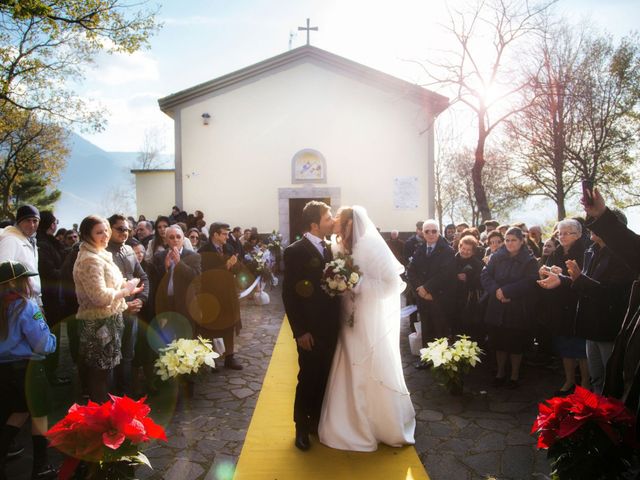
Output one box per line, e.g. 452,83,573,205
394,202,637,405
0,204,279,478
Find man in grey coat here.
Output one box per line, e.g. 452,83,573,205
107,214,149,396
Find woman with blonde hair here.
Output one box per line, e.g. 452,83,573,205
73,215,143,402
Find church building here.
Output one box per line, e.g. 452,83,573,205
133,44,448,243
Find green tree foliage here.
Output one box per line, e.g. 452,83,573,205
11,172,62,215
0,1,159,217
0,104,68,218
0,0,160,126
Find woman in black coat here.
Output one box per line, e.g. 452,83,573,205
538,218,587,395
453,235,484,337
480,227,538,388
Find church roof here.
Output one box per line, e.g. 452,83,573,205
158,45,449,116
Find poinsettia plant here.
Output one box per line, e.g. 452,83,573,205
47,395,167,480
532,386,638,480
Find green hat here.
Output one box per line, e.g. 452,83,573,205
0,261,38,285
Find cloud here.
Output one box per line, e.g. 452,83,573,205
161,15,228,27
86,50,160,86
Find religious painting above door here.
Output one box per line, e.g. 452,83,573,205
291,149,327,184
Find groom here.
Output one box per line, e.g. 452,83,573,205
282,201,341,451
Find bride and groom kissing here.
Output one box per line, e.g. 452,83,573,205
282,201,416,452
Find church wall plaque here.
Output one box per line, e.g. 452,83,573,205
291,149,327,184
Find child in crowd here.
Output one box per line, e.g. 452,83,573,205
0,261,57,479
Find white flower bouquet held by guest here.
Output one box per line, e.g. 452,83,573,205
154,336,220,381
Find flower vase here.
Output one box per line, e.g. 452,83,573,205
73,460,136,480
180,376,195,399
447,378,464,396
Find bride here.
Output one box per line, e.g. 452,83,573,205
318,205,416,451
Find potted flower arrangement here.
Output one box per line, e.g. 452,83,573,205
419,335,483,395
321,253,361,326
154,336,220,398
532,386,638,479
47,395,167,480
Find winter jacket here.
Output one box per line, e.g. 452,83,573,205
73,242,127,320
0,296,56,362
0,226,41,301
480,245,538,330
541,238,586,336
573,243,635,342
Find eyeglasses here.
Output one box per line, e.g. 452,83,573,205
423,230,438,234
189,235,199,240
113,227,131,233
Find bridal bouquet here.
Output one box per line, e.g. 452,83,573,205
532,386,638,480
419,335,483,395
321,253,361,296
47,395,167,480
321,253,362,327
154,336,220,381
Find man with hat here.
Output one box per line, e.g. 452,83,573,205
0,205,41,304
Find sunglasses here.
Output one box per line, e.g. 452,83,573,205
189,235,199,240
423,229,438,234
114,227,131,233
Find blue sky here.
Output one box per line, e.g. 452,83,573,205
70,0,640,229
78,0,640,153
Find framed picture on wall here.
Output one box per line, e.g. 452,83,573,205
291,149,327,184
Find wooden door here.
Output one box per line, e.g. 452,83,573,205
289,197,331,243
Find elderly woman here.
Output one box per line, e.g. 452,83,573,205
483,230,504,265
73,215,143,401
481,227,538,388
453,235,484,336
538,218,587,395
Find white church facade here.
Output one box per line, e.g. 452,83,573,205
133,45,448,243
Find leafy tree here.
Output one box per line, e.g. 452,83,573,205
0,0,160,126
11,172,61,214
0,105,67,218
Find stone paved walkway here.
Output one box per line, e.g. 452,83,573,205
8,284,560,479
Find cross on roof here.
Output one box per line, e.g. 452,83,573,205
297,18,318,46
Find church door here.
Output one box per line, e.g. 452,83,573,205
289,197,331,243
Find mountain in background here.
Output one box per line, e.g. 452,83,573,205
54,133,173,229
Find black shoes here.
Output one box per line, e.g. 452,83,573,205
224,356,243,370
6,440,23,459
295,430,310,451
31,463,58,479
49,376,71,386
554,385,576,397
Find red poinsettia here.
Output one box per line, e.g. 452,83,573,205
532,385,636,449
47,395,167,480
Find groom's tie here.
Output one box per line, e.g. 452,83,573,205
320,240,331,262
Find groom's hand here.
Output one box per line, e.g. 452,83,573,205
296,333,315,351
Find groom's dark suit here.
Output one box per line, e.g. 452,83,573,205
282,235,340,435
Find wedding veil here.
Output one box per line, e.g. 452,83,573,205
350,206,409,395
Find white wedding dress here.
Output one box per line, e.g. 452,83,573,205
318,206,416,451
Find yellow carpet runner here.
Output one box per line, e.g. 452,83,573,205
234,318,430,479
